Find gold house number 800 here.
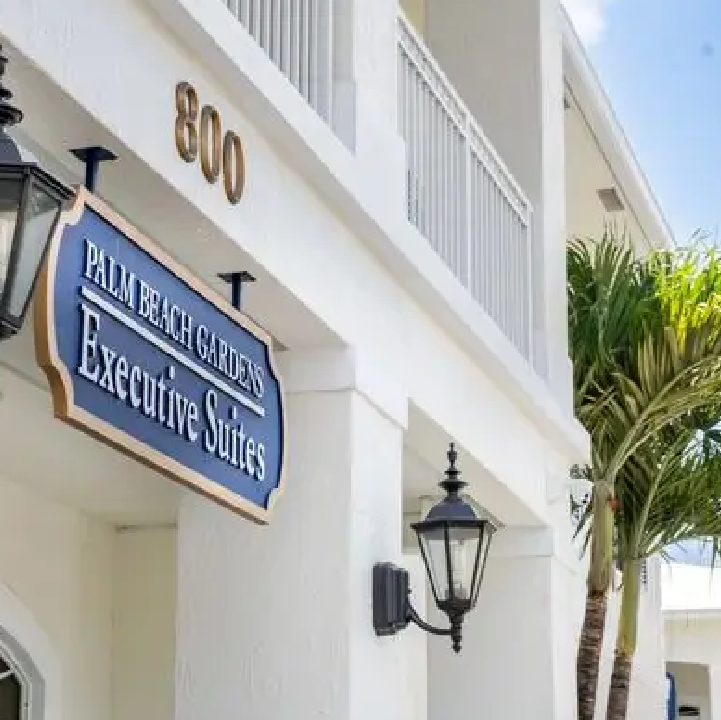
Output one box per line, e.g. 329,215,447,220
174,81,245,205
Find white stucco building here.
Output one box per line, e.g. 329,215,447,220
0,1,673,720
664,559,721,720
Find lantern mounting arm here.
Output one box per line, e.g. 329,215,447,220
407,599,464,652
405,600,451,636
372,562,465,652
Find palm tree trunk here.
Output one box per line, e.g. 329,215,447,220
577,592,609,720
606,654,633,720
577,485,615,720
606,558,641,720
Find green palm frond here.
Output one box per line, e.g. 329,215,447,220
568,232,721,576
624,427,721,559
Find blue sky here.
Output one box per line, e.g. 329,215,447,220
564,0,721,244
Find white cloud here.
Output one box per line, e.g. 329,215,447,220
562,0,617,46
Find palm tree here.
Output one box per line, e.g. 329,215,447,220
570,236,659,720
569,237,721,720
600,247,721,720
604,425,721,720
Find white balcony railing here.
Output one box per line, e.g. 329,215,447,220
216,3,533,363
221,0,334,123
398,14,534,362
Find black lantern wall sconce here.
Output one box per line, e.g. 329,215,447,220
0,46,73,340
373,443,497,653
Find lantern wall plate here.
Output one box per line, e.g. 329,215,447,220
373,562,412,637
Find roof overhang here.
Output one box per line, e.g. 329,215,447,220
561,8,674,251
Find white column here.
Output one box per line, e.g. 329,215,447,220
427,527,578,720
707,665,721,720
174,348,411,720
403,552,429,720
334,0,407,216
424,0,572,412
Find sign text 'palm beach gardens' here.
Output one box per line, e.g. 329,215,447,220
79,237,268,480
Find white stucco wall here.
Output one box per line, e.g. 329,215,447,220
403,555,428,720
0,475,114,720
663,561,721,720
0,477,178,720
175,379,415,720
592,558,666,720
113,528,176,720
667,615,721,665
427,537,579,720
666,616,721,719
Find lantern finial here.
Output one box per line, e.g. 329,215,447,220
440,442,467,498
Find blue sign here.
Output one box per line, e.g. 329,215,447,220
35,189,286,522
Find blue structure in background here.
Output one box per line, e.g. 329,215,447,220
667,671,677,720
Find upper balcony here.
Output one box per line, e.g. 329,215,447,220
217,0,537,369
396,13,534,362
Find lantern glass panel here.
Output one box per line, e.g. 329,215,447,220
0,666,21,720
7,180,61,317
417,525,449,603
0,176,23,299
447,525,481,602
471,524,494,607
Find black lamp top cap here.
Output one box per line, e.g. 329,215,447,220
422,497,479,523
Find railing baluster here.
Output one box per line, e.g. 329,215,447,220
261,0,271,56
410,61,418,225
271,0,281,63
252,0,261,43
239,0,249,31
290,1,300,91
431,98,439,257
299,0,309,101
438,116,444,262
322,0,334,123
463,120,472,288
281,0,291,76
308,0,319,112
